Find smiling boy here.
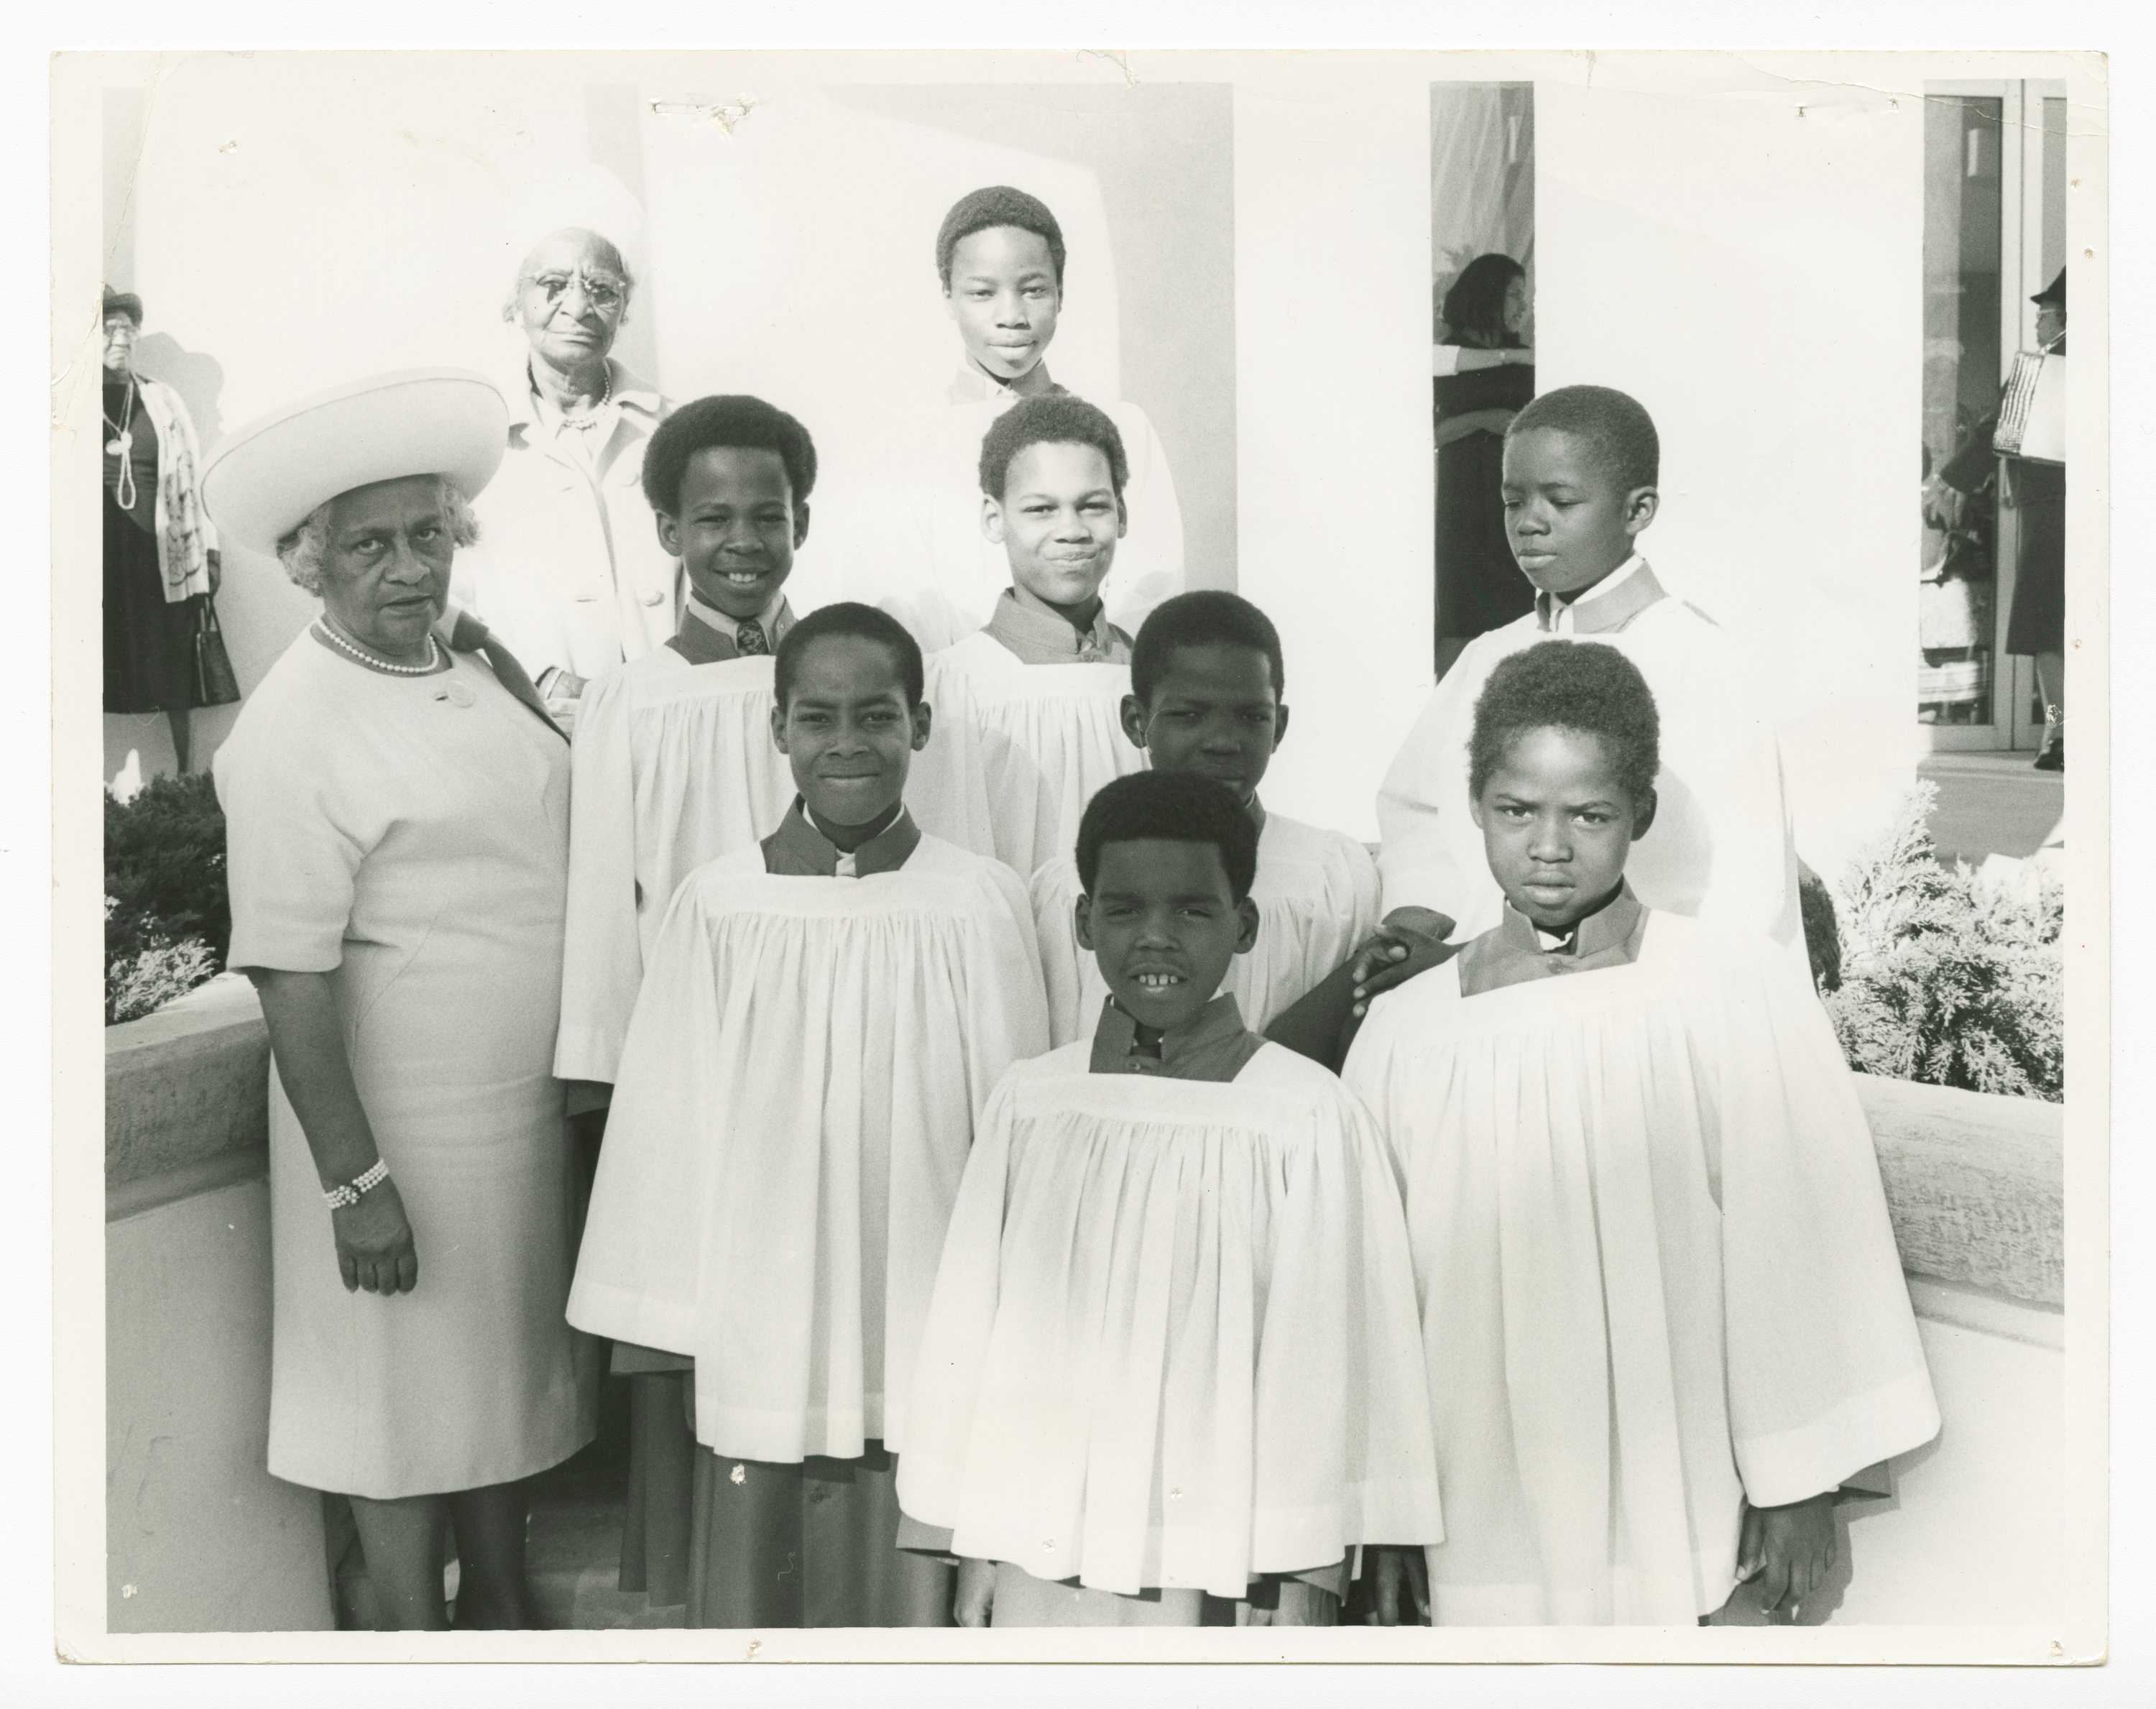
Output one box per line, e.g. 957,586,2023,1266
862,186,1184,649
897,773,1439,1629
1350,383,1801,1026
1028,592,1381,1043
568,603,1050,1628
908,393,1148,874
556,394,819,1100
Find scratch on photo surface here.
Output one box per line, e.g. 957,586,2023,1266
1078,50,1135,88
651,97,760,136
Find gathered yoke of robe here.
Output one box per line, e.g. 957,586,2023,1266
553,596,802,1090
909,591,1146,875
1031,797,1382,1046
566,803,1051,1465
1373,558,1803,965
1342,903,1938,1624
897,992,1442,1602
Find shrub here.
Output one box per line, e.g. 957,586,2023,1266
106,772,230,1026
1823,783,2063,1102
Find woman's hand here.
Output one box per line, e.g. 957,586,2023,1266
333,1177,418,1296
1366,1545,1431,1626
1737,1492,1838,1619
953,1557,997,1627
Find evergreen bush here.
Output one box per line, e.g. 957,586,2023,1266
1823,783,2063,1102
105,771,230,1026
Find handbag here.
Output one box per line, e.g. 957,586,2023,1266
191,596,241,708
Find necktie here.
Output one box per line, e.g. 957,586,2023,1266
734,617,768,656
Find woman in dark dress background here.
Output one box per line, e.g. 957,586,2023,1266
103,288,231,773
1432,254,1535,673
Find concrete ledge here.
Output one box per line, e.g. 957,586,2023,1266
106,972,267,1202
1857,1072,2063,1309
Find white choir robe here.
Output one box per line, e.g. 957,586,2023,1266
1028,812,1383,1046
566,834,1051,1463
896,1044,1443,1598
850,384,1185,653
553,649,796,1087
1375,599,1803,962
909,632,1146,877
1342,911,1940,1625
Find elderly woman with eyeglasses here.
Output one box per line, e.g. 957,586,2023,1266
450,227,678,732
206,371,592,1629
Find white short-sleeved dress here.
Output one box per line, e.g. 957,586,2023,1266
214,632,591,1498
1029,811,1382,1045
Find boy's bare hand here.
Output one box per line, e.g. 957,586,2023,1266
1737,1492,1838,1619
1365,1544,1431,1626
954,1557,997,1627
1348,910,1459,1015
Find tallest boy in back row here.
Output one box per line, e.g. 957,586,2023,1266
1359,384,1802,1005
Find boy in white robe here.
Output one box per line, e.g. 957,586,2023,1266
858,185,1184,650
1302,384,1802,1064
898,773,1441,1628
1031,591,1381,1043
908,393,1147,874
1344,641,1937,1626
568,603,1051,1627
553,396,825,1600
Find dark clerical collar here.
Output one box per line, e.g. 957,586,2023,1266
760,798,921,878
1457,882,1650,997
1088,990,1265,1082
1534,557,1666,636
983,588,1130,665
668,596,796,666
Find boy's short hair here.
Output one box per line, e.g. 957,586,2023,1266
1468,640,1661,805
642,395,819,517
1506,384,1659,494
978,394,1128,502
774,602,926,711
1130,591,1286,704
936,185,1067,290
1075,772,1260,903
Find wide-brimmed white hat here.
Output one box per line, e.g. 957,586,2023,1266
201,368,508,554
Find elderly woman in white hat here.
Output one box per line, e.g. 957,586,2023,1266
205,370,591,1630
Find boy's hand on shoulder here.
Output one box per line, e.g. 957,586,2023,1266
954,1557,997,1627
1349,909,1459,1014
1365,1545,1430,1626
1737,1492,1838,1620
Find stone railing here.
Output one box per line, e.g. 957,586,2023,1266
103,980,2068,1634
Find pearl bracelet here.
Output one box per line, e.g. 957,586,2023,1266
323,1159,390,1210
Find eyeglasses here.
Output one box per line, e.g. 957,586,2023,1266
524,271,627,313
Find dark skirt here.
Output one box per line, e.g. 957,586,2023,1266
1434,366,1537,644
2005,464,2065,656
104,493,201,714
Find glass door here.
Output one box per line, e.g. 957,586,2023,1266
1919,80,2068,752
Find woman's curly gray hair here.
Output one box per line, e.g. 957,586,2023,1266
275,477,482,594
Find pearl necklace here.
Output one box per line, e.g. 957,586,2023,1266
315,618,443,676
561,368,613,432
